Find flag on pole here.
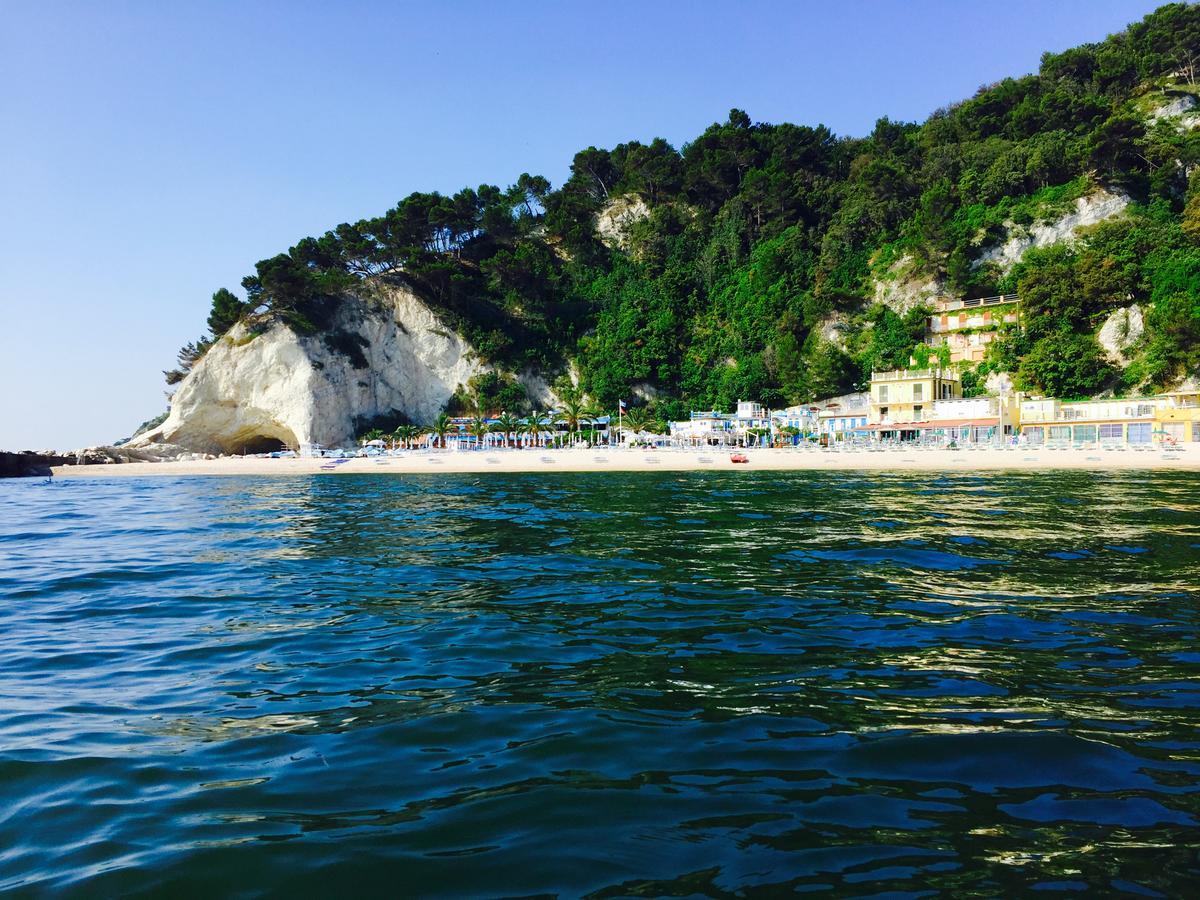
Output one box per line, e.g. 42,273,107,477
619,399,627,411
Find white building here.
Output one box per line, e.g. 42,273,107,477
813,392,870,441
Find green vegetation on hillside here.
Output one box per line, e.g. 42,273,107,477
174,3,1200,411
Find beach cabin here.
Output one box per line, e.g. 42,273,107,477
671,401,775,446
671,412,733,445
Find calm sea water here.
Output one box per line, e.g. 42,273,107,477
1,472,1198,896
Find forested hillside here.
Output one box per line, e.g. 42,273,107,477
171,3,1200,418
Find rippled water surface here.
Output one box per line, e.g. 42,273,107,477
1,472,1199,895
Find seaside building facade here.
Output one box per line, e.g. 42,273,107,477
773,404,819,434
670,400,776,445
867,367,964,441
810,393,870,442
1018,397,1157,445
926,294,1021,364
1154,390,1200,443
912,396,1018,444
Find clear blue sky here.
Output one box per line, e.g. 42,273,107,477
0,0,1164,449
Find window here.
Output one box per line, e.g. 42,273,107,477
1161,423,1185,441
1127,423,1151,444
1099,424,1123,440
1136,404,1154,417
1024,427,1044,444
913,384,923,401
1049,425,1072,441
913,405,923,420
878,385,888,402
880,407,889,420
1194,422,1200,442
1073,424,1097,443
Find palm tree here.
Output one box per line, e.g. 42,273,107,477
468,415,489,450
430,413,453,449
647,416,668,444
560,395,585,444
581,401,603,445
492,412,520,448
393,424,420,449
623,407,648,444
522,411,548,447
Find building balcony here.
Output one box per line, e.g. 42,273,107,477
871,368,961,382
934,294,1020,312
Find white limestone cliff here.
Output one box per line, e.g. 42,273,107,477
977,189,1131,272
1147,93,1199,128
871,254,948,314
134,281,487,453
596,195,651,250
1097,304,1145,367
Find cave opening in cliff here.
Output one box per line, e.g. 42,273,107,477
221,423,301,456
236,435,289,455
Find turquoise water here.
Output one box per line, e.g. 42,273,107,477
1,472,1198,895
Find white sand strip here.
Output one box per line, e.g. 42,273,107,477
51,446,1199,477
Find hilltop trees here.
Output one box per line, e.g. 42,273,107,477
207,288,247,336
171,3,1200,406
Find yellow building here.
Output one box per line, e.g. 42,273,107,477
868,368,963,438
1018,397,1158,445
1155,390,1200,443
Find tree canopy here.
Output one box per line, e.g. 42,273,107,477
175,3,1200,406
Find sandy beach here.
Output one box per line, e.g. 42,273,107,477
50,445,1200,477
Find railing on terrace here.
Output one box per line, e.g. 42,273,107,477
871,368,961,382
1023,405,1157,423
934,293,1020,312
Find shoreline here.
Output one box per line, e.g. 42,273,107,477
49,445,1199,477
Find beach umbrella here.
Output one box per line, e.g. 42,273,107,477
365,439,387,447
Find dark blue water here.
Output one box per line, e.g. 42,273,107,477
1,472,1198,896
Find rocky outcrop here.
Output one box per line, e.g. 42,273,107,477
985,370,1015,396
1097,304,1145,366
0,451,71,478
871,254,947,315
60,444,201,466
134,281,487,453
1147,93,1199,128
813,312,853,351
596,195,651,250
977,190,1131,272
